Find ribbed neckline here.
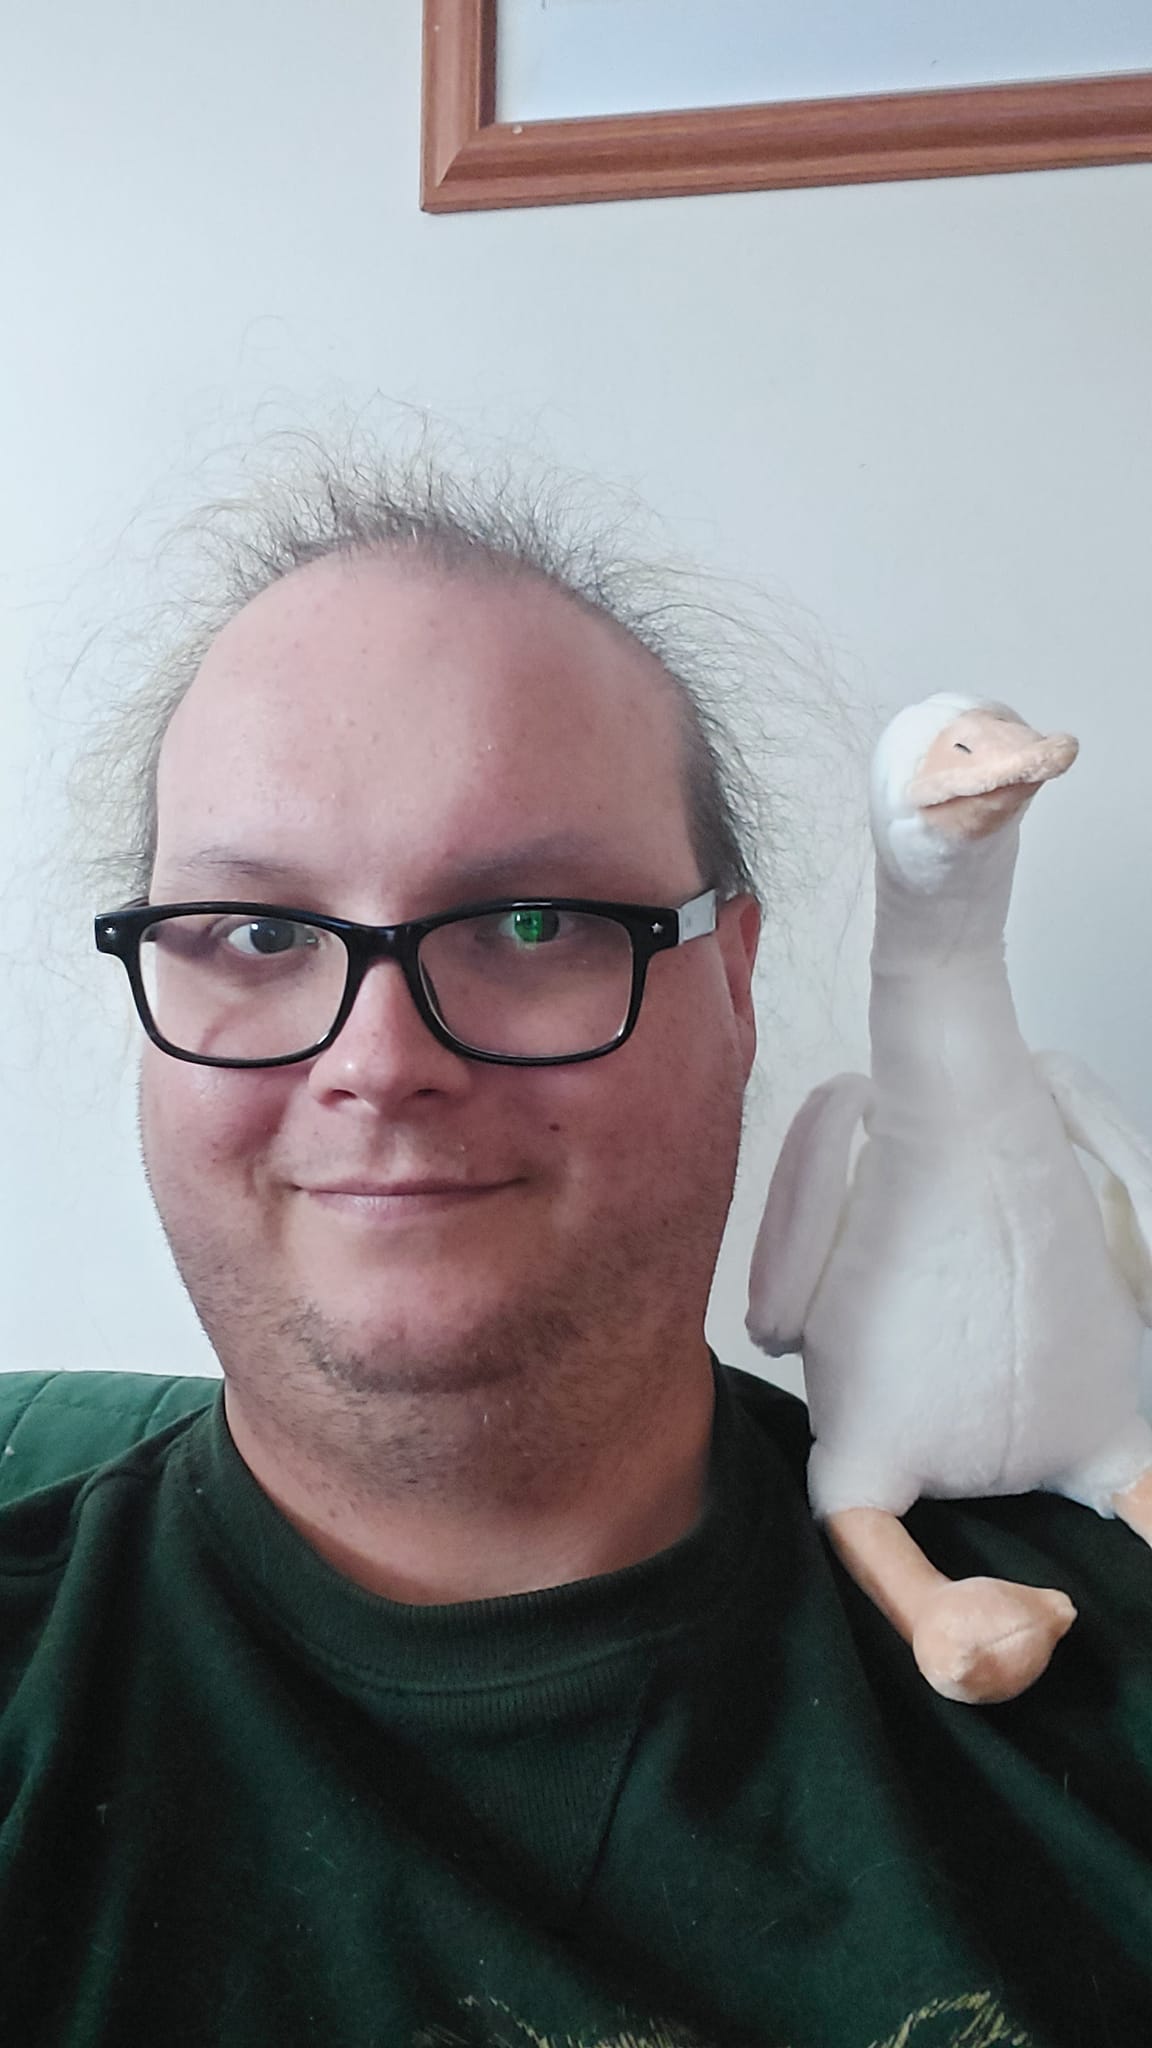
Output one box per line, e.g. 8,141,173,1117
175,1361,771,1694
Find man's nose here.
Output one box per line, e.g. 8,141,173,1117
305,958,471,1109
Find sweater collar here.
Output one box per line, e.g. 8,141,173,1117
177,1359,770,1694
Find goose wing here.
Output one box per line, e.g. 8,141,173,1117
747,1073,873,1357
1036,1049,1152,1323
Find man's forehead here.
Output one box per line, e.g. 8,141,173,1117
154,553,696,899
163,552,680,763
189,553,659,699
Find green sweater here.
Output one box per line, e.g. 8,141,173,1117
1,1364,1151,2048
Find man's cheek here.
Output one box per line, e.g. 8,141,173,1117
140,1056,281,1171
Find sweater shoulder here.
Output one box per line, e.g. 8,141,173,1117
0,1372,215,1574
0,1371,216,1505
717,1360,812,1487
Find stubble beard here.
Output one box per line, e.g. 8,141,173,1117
156,1198,720,1502
143,1084,747,1501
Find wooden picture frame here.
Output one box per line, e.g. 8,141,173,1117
421,0,1152,214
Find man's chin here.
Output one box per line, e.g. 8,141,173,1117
255,1290,582,1403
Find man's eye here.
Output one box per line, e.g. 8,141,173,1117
220,918,317,957
500,908,563,946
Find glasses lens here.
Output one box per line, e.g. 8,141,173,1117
418,906,635,1058
139,912,347,1061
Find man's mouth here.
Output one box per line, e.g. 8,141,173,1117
298,1178,517,1215
303,1179,505,1196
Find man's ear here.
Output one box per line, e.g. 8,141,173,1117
717,894,760,1070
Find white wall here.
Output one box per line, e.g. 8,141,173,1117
2,1,1150,1388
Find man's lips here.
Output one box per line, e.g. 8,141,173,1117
297,1178,517,1213
302,1180,506,1196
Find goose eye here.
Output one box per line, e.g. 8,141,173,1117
953,742,972,754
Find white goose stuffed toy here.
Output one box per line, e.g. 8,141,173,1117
748,694,1152,1705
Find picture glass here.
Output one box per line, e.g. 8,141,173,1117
497,0,1152,124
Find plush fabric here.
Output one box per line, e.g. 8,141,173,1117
748,695,1152,1522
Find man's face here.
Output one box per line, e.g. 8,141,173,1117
141,555,759,1410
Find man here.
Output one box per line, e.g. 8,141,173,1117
2,463,1151,2047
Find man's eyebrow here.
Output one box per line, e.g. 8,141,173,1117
433,840,625,891
157,852,319,891
158,836,631,897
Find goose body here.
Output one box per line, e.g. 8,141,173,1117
801,1022,1150,1518
748,696,1152,1699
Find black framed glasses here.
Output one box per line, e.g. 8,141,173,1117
94,890,719,1069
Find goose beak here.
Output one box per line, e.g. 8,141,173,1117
907,708,1078,840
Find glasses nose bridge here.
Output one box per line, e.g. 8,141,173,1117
339,918,426,1025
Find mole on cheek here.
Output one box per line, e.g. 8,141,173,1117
547,1122,562,1134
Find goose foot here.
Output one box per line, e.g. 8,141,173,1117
912,1578,1077,1705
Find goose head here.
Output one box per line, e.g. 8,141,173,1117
871,693,1078,899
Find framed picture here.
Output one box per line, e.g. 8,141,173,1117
422,0,1152,213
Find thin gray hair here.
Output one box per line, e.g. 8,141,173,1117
75,444,791,911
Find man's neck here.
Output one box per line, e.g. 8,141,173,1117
221,1349,717,1604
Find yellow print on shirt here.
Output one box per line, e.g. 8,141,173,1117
414,1986,1035,2048
869,1990,1035,2048
413,2002,709,2048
